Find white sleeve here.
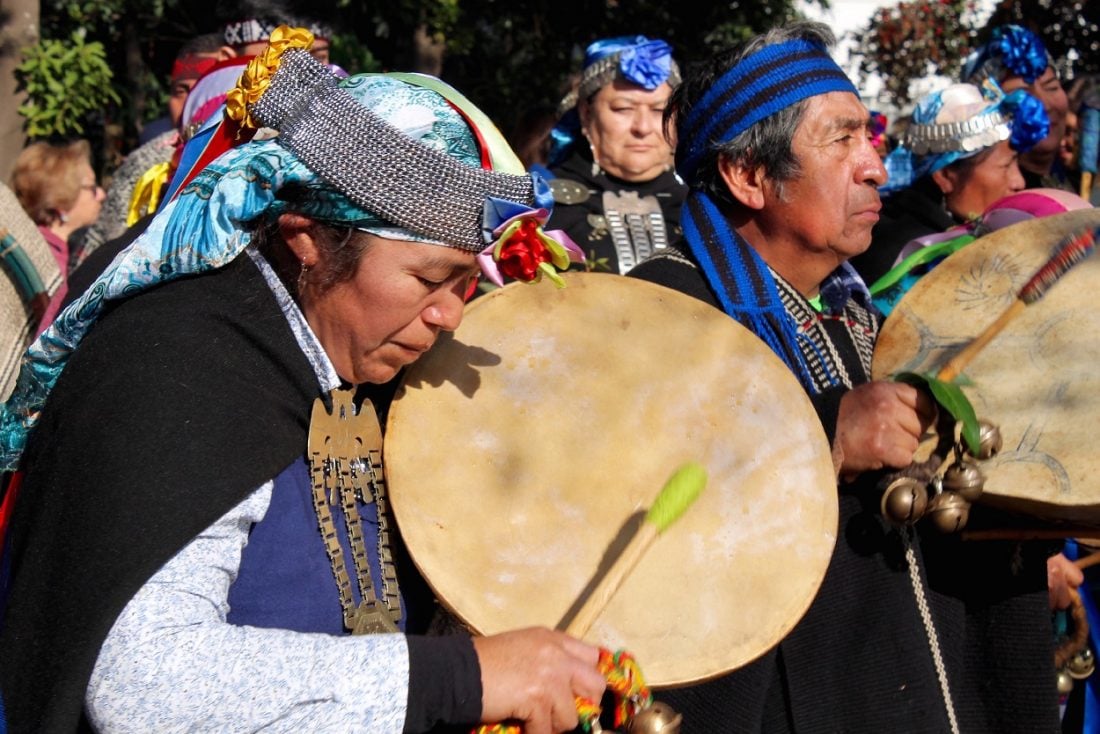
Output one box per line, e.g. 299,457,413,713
85,481,410,733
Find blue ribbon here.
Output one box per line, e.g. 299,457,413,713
963,24,1050,85
584,36,675,92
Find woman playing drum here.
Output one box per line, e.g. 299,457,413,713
0,29,603,733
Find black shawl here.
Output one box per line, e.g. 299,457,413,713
0,255,320,732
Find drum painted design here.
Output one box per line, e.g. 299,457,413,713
385,273,837,686
874,208,1100,524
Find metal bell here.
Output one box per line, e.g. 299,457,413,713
941,459,985,503
1058,668,1076,695
975,420,1003,461
881,476,929,525
925,491,971,533
1068,647,1096,680
626,702,683,734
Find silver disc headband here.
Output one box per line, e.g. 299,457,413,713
904,110,1011,155
250,50,536,252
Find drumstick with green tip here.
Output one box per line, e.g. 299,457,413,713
564,462,707,638
937,225,1099,383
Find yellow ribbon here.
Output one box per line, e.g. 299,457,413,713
225,25,316,131
126,161,172,227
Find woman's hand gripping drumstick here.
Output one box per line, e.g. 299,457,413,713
474,463,707,734
937,226,1099,382
564,462,708,638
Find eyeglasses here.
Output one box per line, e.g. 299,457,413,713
80,183,101,193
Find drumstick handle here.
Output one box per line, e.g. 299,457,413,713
563,462,705,639
564,523,658,638
936,299,1025,383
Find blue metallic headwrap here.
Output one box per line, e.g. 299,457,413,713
962,25,1053,86
549,35,680,167
881,81,1049,195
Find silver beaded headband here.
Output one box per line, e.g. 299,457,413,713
557,54,682,115
904,110,1012,155
250,50,536,252
578,52,682,101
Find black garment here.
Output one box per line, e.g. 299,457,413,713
851,176,957,287
0,255,479,732
630,245,1058,733
547,151,686,275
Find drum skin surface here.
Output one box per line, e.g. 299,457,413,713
385,272,837,686
874,209,1100,525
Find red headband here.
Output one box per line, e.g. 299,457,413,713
171,55,218,84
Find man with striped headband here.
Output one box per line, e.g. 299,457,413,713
631,21,1058,732
0,29,598,733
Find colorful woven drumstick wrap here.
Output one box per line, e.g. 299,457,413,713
474,647,652,734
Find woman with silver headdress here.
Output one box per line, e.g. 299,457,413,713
0,29,602,734
545,36,687,275
851,81,1048,286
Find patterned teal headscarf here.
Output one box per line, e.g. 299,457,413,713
0,70,530,470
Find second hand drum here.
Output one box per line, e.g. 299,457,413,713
384,272,838,687
874,208,1100,527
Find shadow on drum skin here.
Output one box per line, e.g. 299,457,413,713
398,332,502,398
555,509,646,634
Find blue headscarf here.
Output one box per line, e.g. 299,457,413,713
881,81,1049,195
548,35,679,167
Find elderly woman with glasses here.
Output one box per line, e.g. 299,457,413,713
11,140,104,278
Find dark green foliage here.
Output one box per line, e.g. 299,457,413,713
27,0,824,168
16,30,121,138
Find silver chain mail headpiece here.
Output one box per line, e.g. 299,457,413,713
249,49,536,252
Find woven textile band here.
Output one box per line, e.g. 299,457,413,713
252,50,536,252
682,192,819,392
677,39,857,181
225,18,332,46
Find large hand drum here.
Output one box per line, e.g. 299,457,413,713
384,273,837,686
874,209,1100,525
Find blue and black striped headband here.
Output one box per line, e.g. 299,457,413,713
676,39,858,182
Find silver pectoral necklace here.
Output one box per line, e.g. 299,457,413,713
307,388,401,634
